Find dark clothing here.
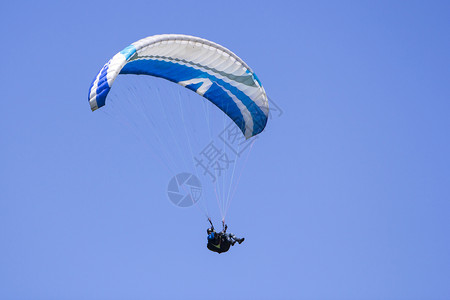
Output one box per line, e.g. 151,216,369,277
207,232,218,243
206,220,243,254
207,232,231,254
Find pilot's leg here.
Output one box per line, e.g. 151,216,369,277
229,234,245,245
224,234,236,246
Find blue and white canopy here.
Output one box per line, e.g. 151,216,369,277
88,34,269,138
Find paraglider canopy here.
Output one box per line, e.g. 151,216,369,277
88,34,269,138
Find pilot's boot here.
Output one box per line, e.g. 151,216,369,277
236,238,245,244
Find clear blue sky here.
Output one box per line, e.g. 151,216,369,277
1,1,449,299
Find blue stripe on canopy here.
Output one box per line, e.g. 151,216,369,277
95,63,110,108
120,59,267,136
120,45,137,60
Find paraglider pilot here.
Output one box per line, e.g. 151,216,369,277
206,218,244,254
